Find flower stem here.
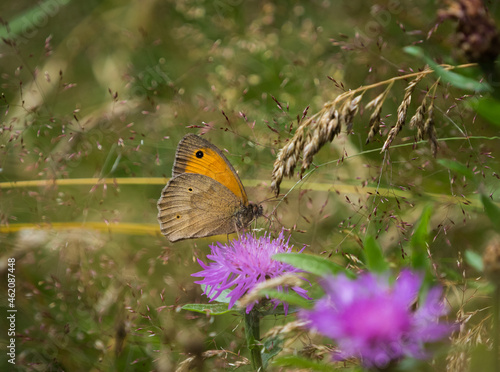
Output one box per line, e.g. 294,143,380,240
244,309,264,371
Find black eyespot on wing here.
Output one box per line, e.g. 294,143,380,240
196,150,204,158
188,187,193,191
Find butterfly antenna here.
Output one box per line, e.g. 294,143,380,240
258,194,288,223
254,199,287,234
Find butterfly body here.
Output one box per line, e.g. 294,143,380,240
157,134,262,242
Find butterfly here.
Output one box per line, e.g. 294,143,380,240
157,134,263,242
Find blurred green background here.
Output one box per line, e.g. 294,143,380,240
1,0,499,370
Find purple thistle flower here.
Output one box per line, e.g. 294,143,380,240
192,230,309,314
300,270,454,368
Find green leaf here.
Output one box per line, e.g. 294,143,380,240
272,355,336,371
273,253,355,278
262,335,284,368
481,194,500,231
363,235,389,273
404,46,491,92
259,288,313,309
200,284,232,304
465,250,484,272
181,303,237,315
468,96,500,127
437,159,475,181
411,205,432,271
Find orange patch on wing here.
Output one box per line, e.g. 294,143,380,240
183,147,247,203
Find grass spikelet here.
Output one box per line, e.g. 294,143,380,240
410,96,427,138
424,81,439,156
424,96,438,156
271,125,306,195
341,93,363,133
264,320,308,339
271,93,363,195
301,104,342,174
239,274,304,308
381,73,425,152
446,306,490,372
271,65,474,195
366,82,393,144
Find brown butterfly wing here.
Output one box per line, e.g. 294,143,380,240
157,173,242,242
172,134,248,204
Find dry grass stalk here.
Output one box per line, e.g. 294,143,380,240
409,96,427,136
381,73,425,152
271,65,473,196
301,103,341,174
300,344,336,361
424,81,439,156
271,103,336,195
366,81,394,144
342,93,363,132
264,319,309,338
239,273,304,308
424,99,438,156
410,80,439,155
446,307,491,372
271,94,362,195
271,125,305,194
176,350,249,371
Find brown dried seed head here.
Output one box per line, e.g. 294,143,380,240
326,109,341,142
301,129,322,173
239,274,304,307
381,74,424,152
428,124,438,157
366,85,392,144
301,106,342,173
365,80,394,144
271,123,308,195
366,106,382,144
365,91,385,110
396,75,422,127
342,94,362,132
423,116,433,138
264,320,309,338
271,152,285,195
381,126,399,152
424,92,437,152
409,99,426,130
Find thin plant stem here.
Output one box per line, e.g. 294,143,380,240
335,62,477,101
244,309,264,371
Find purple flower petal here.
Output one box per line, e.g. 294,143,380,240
300,271,454,368
192,230,309,314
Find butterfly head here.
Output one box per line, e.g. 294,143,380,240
236,202,263,229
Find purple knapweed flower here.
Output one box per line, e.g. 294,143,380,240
300,270,453,368
192,230,309,314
